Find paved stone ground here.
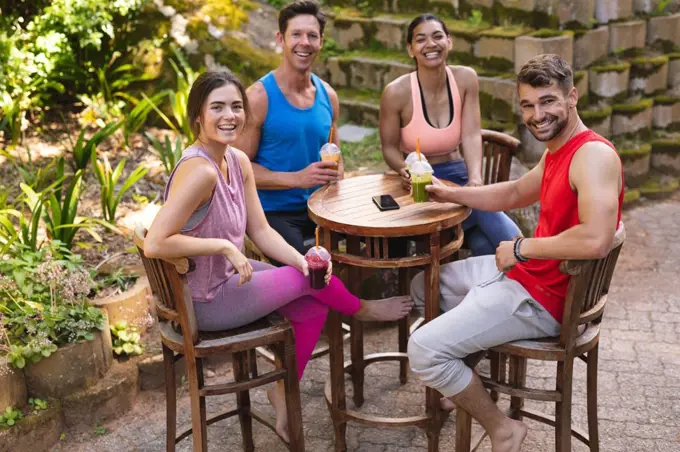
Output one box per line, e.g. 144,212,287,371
53,195,680,452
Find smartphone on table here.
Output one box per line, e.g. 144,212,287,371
372,194,400,211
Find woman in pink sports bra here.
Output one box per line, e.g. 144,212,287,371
380,14,521,256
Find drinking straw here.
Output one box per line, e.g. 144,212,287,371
328,126,334,144
416,137,421,161
315,226,319,249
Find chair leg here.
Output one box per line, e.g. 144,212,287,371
488,351,500,403
187,356,208,452
509,356,527,420
248,348,258,378
555,360,575,452
282,331,305,451
454,407,473,452
162,344,177,452
587,345,600,452
233,352,255,452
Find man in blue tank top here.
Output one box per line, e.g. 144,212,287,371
235,1,342,258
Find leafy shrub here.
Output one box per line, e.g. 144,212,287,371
110,321,144,356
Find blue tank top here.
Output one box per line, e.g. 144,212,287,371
255,71,333,212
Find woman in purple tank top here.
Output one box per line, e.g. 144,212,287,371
144,71,412,441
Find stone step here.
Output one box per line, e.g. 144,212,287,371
327,13,493,52
326,0,599,28
61,360,140,428
0,400,63,452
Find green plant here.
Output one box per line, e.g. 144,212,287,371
28,398,48,414
110,321,144,356
0,407,23,427
0,300,106,369
92,153,148,223
94,424,108,435
145,132,183,175
65,120,123,171
657,0,672,14
467,10,484,27
95,269,138,294
141,45,197,144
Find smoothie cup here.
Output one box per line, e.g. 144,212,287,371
305,246,331,289
404,151,427,172
410,160,434,203
320,143,341,164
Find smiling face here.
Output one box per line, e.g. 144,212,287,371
518,82,577,142
277,14,322,73
407,20,452,69
196,83,246,146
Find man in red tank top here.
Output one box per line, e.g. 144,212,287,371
407,54,624,452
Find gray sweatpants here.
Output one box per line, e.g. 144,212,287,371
407,255,561,397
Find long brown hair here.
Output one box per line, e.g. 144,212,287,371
187,71,250,139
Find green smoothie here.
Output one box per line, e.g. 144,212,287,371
412,173,432,202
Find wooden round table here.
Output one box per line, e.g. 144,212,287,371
308,173,470,452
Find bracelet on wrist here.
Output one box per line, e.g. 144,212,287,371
513,238,529,263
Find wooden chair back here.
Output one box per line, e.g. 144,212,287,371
480,129,520,185
133,226,200,345
559,223,626,348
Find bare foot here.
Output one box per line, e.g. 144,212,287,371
267,384,289,443
354,296,413,322
490,418,527,452
440,396,456,412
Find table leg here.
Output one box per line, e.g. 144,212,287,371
327,309,348,452
424,232,446,452
398,267,409,384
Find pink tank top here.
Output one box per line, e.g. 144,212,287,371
400,66,462,157
164,145,247,302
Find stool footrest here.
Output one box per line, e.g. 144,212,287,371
199,369,286,396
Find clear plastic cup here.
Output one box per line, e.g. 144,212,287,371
410,160,434,203
404,151,427,172
305,246,331,289
320,143,341,165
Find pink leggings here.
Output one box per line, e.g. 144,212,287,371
193,260,360,378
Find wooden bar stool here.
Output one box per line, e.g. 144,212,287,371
134,227,305,452
456,223,626,452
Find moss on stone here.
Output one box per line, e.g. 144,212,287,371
623,189,641,205
668,52,680,61
201,33,281,87
654,95,680,106
617,143,652,159
580,105,612,126
495,3,559,29
446,19,493,42
479,56,515,73
590,62,631,73
629,55,669,79
529,29,573,39
639,177,680,196
573,70,586,85
478,90,514,122
337,88,381,104
651,138,680,154
481,26,531,39
481,119,517,133
612,99,654,117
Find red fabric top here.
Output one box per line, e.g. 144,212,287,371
507,130,624,323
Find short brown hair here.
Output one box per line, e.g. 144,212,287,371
278,1,326,36
517,54,573,94
187,71,249,139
